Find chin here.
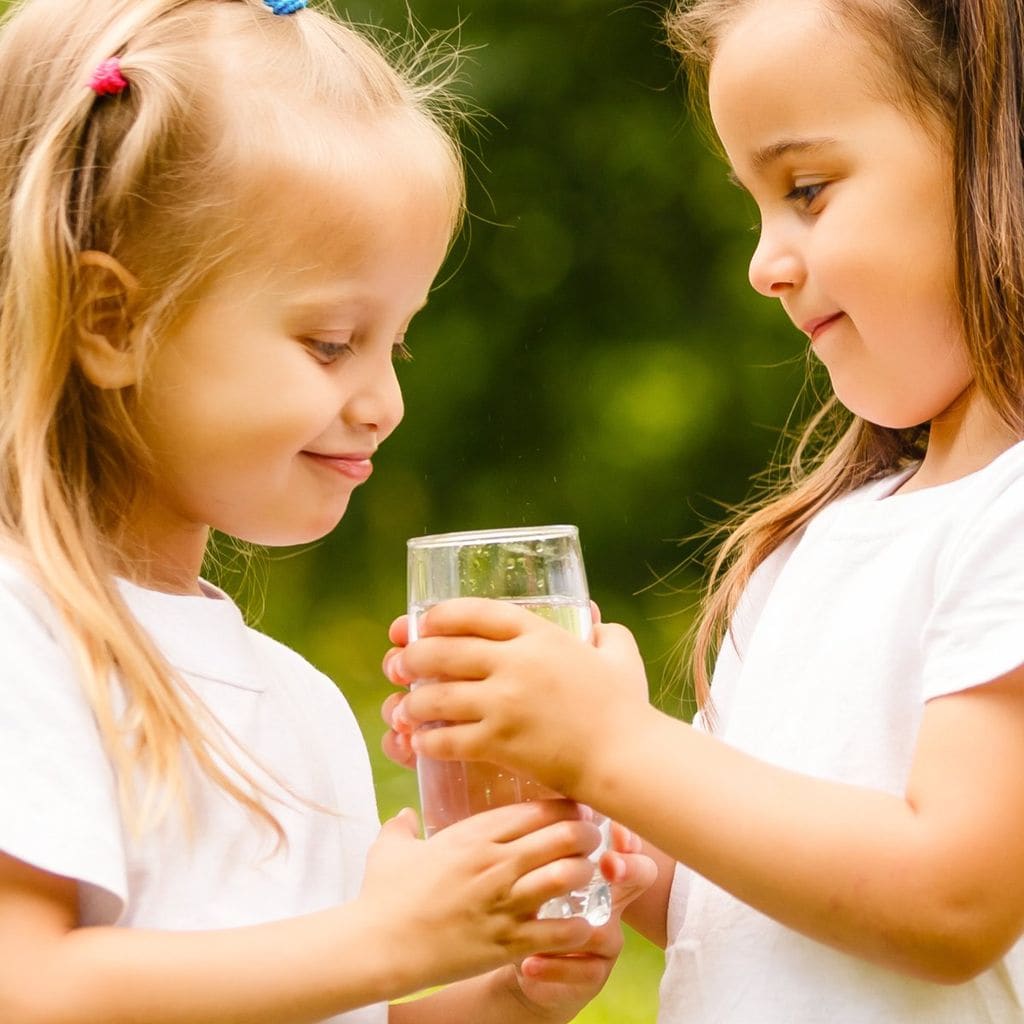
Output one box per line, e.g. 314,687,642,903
223,514,349,549
835,394,933,431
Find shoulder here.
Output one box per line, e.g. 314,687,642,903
935,442,1024,568
0,551,72,647
242,624,362,723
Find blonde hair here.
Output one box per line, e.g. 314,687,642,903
0,0,465,835
667,0,1024,715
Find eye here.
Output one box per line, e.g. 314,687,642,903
785,181,827,209
306,338,353,365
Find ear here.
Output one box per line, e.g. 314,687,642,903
74,251,141,390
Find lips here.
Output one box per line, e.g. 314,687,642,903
801,312,844,343
302,451,374,482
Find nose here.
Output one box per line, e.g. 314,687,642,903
748,221,804,297
344,352,405,441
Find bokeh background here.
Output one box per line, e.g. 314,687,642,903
252,2,804,1020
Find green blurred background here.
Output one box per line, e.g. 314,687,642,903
255,2,803,1020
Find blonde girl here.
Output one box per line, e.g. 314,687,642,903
386,0,1024,1019
0,1,654,1021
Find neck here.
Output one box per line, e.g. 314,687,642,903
113,506,210,596
897,384,1021,494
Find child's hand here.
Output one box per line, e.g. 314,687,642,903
379,601,604,773
385,598,650,799
380,614,416,770
505,823,658,1021
359,800,602,989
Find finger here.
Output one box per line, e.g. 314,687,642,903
382,647,414,686
380,727,416,770
590,600,602,626
591,621,642,659
417,597,537,640
519,951,611,985
609,821,643,855
377,806,420,841
410,719,488,762
507,916,595,958
505,817,603,878
600,851,659,909
387,615,410,645
380,692,407,728
510,854,598,912
404,680,487,728
524,912,625,965
452,798,587,845
399,635,499,687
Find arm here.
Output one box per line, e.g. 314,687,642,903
395,599,1024,983
0,802,602,1023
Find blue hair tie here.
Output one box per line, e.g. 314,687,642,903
264,0,306,13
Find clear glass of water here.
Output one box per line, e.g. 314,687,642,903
407,524,611,926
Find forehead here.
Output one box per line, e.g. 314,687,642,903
225,110,460,278
707,0,885,158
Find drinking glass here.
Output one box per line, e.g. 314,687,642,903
407,524,611,926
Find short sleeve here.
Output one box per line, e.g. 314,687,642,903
0,566,126,923
922,478,1024,701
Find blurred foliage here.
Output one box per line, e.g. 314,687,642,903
254,2,804,1021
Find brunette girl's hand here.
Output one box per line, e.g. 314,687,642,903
359,800,602,989
505,823,658,1020
384,598,650,800
380,614,416,769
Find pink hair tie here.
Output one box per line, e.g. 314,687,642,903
89,57,128,98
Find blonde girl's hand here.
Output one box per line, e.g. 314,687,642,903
505,823,658,1020
359,800,602,988
387,598,650,799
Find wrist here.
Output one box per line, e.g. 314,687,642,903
573,701,673,815
341,896,441,1003
486,965,574,1024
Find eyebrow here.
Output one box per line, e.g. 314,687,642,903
725,136,839,191
751,136,839,172
291,297,431,321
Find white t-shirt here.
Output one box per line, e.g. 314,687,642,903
0,560,386,1024
660,440,1024,1023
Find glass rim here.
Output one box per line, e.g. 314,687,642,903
407,524,579,550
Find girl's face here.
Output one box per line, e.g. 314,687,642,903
126,124,455,587
708,0,971,430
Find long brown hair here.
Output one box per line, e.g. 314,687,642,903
0,0,465,835
667,0,1024,714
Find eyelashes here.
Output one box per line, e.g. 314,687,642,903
785,182,827,207
307,339,353,364
305,338,414,365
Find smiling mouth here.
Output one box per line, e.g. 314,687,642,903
803,313,844,343
302,452,374,482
